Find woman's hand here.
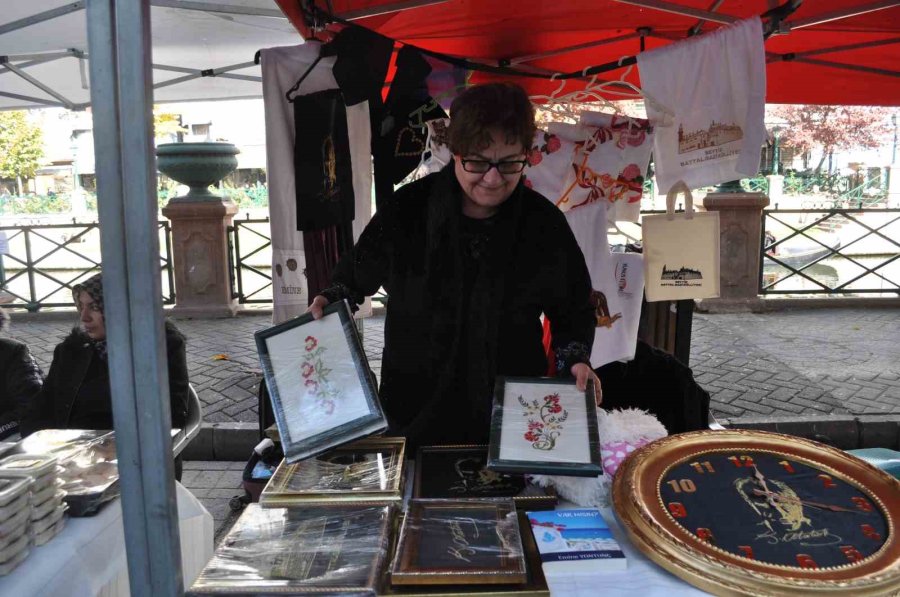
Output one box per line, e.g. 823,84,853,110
570,362,602,405
306,295,330,320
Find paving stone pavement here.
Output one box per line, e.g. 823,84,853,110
5,308,898,423
180,460,246,542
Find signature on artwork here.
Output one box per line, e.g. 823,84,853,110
447,517,480,563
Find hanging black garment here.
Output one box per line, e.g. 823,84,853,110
327,26,394,107
293,88,355,232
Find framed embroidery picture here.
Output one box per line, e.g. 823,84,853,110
390,499,527,586
414,445,557,509
260,437,406,507
487,377,602,477
255,301,387,463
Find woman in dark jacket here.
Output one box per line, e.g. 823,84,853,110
21,273,188,435
0,308,43,440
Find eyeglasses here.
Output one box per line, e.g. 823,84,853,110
460,158,528,175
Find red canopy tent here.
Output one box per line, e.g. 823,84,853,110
274,0,900,106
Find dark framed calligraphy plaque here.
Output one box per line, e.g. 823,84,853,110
391,499,527,586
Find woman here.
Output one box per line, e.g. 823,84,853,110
0,307,43,440
309,83,599,448
21,273,188,435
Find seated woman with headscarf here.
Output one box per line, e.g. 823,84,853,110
21,273,188,435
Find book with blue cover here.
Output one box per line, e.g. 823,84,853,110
526,508,627,573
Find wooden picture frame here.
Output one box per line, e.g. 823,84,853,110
254,300,387,463
487,377,602,477
391,499,527,586
260,437,406,507
413,445,557,509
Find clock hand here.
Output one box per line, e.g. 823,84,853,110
750,488,863,513
749,465,778,508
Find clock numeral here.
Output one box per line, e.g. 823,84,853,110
727,455,755,468
690,461,716,474
667,502,687,518
795,554,818,569
852,497,874,512
666,479,697,494
695,528,714,543
737,545,754,560
777,460,796,474
861,524,882,541
817,474,836,488
840,545,864,563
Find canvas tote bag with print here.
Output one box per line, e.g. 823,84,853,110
642,181,720,302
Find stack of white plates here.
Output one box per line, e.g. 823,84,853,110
0,454,71,551
0,477,32,575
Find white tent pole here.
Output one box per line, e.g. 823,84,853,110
788,1,900,30
0,1,85,35
85,0,183,594
337,0,450,20
153,60,261,89
611,0,738,24
150,0,285,18
1,61,75,109
0,91,63,107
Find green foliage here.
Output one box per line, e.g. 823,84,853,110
0,111,45,185
0,193,72,215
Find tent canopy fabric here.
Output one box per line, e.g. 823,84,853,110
0,0,301,111
276,0,900,106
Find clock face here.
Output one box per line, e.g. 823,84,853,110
613,431,900,596
659,450,889,569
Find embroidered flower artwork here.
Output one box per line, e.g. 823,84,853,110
519,393,568,451
300,335,339,415
528,131,563,167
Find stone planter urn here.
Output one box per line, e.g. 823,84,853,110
156,142,239,202
158,142,241,317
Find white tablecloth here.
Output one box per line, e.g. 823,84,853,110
0,482,213,596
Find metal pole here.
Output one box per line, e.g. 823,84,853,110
85,1,183,595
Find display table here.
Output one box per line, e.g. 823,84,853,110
0,482,213,597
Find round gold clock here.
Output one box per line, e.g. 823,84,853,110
612,430,900,596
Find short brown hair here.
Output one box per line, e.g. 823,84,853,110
447,83,536,157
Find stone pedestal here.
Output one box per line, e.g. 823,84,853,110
698,191,770,312
162,199,240,317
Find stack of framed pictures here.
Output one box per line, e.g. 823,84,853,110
487,377,602,477
260,438,406,507
390,499,527,587
187,504,392,596
255,301,388,463
414,445,556,510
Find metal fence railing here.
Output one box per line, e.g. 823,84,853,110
760,208,900,296
228,217,272,304
0,220,174,311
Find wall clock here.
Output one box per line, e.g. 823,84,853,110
613,430,900,595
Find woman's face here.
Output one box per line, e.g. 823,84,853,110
454,129,526,219
77,291,106,340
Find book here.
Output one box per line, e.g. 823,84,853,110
526,508,627,574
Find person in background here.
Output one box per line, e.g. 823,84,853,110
308,82,600,449
0,307,43,440
21,273,188,435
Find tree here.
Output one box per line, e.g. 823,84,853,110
0,111,44,195
153,108,187,141
768,105,893,173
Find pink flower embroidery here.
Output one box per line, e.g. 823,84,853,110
301,362,315,378
304,379,318,393
527,149,543,166
305,336,318,351
518,393,568,451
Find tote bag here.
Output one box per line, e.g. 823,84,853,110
642,181,720,302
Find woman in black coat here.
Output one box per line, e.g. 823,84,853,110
0,308,43,440
21,273,188,435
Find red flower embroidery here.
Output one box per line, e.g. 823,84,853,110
544,393,560,404
305,336,318,351
301,362,315,378
545,135,562,153
527,148,543,166
304,379,318,393
523,178,534,189
548,404,562,414
621,163,642,181
524,432,539,442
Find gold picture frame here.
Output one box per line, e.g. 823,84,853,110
613,430,900,596
413,445,557,510
259,437,405,507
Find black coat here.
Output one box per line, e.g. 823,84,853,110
324,165,594,447
21,321,189,435
0,338,43,439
